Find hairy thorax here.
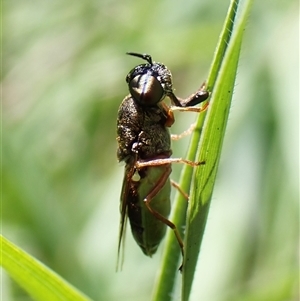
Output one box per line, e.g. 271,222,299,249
117,96,171,162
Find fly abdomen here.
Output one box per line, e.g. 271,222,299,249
127,165,171,256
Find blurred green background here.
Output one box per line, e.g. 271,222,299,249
2,0,298,300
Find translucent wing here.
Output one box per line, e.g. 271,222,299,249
117,161,136,270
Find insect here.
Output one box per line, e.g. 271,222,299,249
117,52,209,269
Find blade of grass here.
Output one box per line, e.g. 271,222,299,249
1,235,93,301
151,1,241,300
182,1,254,300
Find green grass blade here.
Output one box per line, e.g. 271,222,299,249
182,1,254,300
1,235,93,301
151,1,242,300
206,0,241,90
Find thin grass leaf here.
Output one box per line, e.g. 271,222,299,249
151,1,242,301
182,1,254,300
1,235,93,301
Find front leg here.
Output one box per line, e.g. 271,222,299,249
168,82,210,107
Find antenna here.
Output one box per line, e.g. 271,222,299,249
126,52,153,65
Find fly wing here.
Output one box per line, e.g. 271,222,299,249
117,161,136,270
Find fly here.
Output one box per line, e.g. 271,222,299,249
117,52,209,270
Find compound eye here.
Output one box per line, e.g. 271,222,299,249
129,73,164,106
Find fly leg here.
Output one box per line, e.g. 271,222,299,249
169,82,210,107
162,100,209,122
170,101,209,113
142,165,185,268
161,84,209,136
171,122,197,140
136,157,205,270
136,158,205,199
170,180,189,200
161,84,209,128
136,157,205,169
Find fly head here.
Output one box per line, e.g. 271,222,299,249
126,52,173,107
